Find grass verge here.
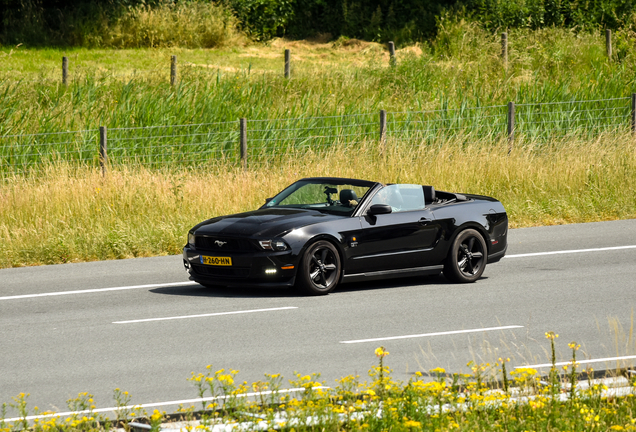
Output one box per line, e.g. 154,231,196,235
3,337,636,431
1,134,634,268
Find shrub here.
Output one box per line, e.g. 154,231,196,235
102,1,243,48
0,0,243,48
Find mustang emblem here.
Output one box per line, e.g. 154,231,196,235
215,240,227,247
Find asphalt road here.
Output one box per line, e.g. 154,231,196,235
1,219,635,418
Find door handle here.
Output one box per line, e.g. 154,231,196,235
419,217,432,225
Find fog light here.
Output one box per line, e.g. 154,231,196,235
265,268,277,275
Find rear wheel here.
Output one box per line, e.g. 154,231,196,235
443,229,487,283
297,240,341,295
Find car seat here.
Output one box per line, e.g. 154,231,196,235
339,189,358,207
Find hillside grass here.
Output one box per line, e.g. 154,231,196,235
1,24,635,137
1,135,634,268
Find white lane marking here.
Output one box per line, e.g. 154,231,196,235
2,386,329,423
113,306,298,324
516,354,636,369
4,244,634,302
340,325,523,344
0,281,199,301
505,245,636,258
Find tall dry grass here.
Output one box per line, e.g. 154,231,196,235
1,134,634,268
101,2,245,49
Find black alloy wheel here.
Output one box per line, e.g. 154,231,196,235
298,240,341,295
443,229,487,283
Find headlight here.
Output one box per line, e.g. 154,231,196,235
259,239,289,251
188,232,196,248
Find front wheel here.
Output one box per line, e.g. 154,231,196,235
297,240,341,295
443,229,487,283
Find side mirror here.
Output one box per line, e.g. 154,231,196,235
367,204,392,215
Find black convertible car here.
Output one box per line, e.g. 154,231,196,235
183,177,507,295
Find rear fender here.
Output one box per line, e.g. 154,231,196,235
446,222,491,259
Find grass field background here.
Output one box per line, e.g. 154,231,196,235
1,23,636,267
2,24,635,136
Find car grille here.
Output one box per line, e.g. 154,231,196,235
195,236,254,253
192,264,251,278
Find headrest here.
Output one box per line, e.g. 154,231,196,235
423,186,436,203
339,189,358,206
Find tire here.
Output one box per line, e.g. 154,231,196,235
443,229,487,283
297,240,341,295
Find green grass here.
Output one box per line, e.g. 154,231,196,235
1,25,635,174
1,24,635,138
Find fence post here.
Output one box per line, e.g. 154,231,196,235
501,33,508,65
631,94,636,135
99,126,108,177
606,29,612,60
240,118,247,170
170,55,177,86
62,56,68,86
380,110,387,144
284,49,291,79
507,101,515,152
388,41,396,67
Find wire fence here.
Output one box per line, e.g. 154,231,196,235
1,96,633,175
246,113,378,158
387,104,509,142
0,129,98,172
516,98,632,140
108,121,239,167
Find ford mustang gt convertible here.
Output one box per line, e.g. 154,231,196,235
183,177,508,295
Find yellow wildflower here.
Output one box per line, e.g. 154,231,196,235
375,347,389,357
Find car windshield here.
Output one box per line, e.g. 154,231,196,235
264,179,374,216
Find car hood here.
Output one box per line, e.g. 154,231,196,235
192,207,344,238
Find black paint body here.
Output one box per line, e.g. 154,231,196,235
182,177,508,289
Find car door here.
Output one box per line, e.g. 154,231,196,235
345,185,441,274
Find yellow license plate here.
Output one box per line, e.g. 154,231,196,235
200,256,232,266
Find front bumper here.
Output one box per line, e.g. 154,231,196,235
182,246,298,288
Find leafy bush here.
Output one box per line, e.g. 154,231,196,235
2,0,636,46
463,0,636,30
0,0,243,48
219,0,295,41
102,1,243,48
220,0,636,44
